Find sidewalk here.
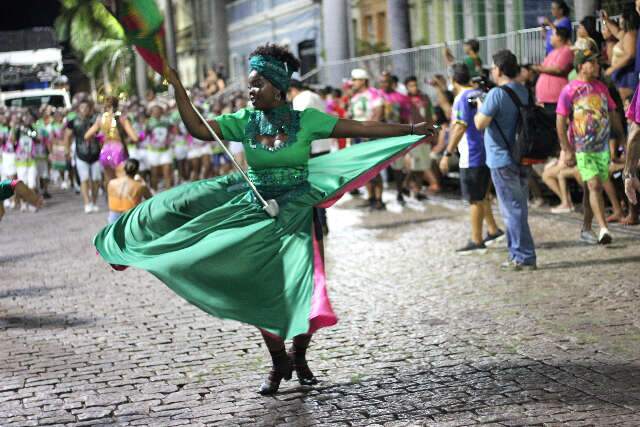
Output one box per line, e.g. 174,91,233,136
1,188,639,426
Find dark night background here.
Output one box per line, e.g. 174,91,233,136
0,1,60,31
0,1,90,92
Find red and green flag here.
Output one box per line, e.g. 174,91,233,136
114,0,167,74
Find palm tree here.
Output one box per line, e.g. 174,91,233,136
55,0,129,94
83,38,135,95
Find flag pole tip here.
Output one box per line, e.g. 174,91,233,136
264,199,279,217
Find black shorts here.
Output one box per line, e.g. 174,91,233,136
460,166,491,203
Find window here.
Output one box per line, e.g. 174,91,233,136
376,12,386,44
364,15,374,44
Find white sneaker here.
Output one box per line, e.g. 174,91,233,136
91,203,100,213
84,204,92,214
550,205,574,214
60,180,69,190
598,228,612,245
28,205,38,213
20,204,27,212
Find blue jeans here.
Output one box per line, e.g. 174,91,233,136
490,164,536,265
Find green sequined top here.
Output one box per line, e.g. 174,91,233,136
214,105,338,188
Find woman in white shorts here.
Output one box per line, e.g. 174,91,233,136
173,121,189,182
146,103,174,190
14,114,39,211
1,112,16,181
187,136,211,181
404,142,431,200
2,137,17,181
130,110,149,174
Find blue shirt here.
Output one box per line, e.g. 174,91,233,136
452,88,485,168
546,17,572,54
480,81,530,169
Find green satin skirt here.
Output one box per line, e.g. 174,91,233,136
94,136,425,339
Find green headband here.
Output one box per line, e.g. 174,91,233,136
249,55,293,92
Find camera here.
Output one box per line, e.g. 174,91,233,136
466,75,494,106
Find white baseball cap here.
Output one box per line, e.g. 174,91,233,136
351,68,369,80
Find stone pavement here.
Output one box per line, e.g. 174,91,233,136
1,187,640,426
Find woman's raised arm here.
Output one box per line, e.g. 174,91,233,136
164,66,223,141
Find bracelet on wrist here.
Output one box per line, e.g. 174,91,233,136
410,123,415,135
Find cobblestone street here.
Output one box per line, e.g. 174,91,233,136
1,187,640,426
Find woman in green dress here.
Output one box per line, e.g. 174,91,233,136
94,44,435,395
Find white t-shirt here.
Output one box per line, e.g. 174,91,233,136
292,90,335,154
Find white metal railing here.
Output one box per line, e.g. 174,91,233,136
220,16,613,97
305,26,551,88
300,15,609,90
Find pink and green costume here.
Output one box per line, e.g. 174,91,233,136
94,54,427,339
94,104,425,338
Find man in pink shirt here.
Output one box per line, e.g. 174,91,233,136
379,72,415,206
534,27,574,113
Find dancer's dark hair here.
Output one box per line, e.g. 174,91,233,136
124,159,140,178
249,43,301,74
104,96,119,111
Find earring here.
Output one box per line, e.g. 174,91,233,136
275,92,282,101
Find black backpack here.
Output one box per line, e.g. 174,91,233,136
493,85,558,164
73,117,101,163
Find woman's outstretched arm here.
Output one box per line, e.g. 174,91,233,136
330,119,436,139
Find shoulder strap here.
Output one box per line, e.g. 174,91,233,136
492,118,511,148
499,85,525,109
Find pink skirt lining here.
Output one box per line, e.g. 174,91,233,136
307,138,426,333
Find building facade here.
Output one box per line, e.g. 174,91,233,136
166,0,602,86
351,0,607,49
226,0,323,82
351,0,390,55
172,0,229,88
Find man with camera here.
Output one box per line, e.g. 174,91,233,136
440,64,503,254
474,50,537,271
